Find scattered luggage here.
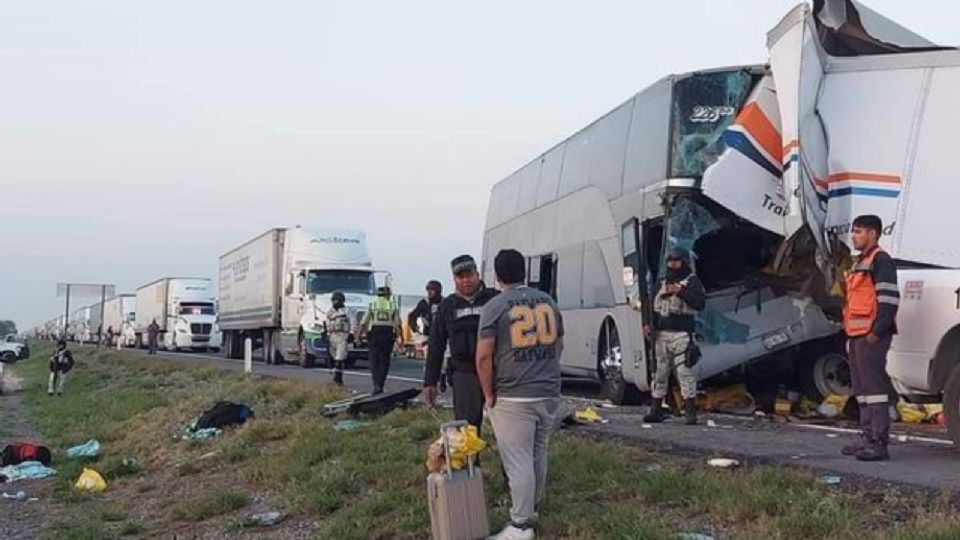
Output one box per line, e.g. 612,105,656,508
194,401,254,430
426,421,489,540
1,444,52,467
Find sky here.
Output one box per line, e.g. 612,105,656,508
2,0,957,330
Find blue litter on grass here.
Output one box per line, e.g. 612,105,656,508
820,475,842,485
335,420,371,432
66,439,100,459
0,462,57,482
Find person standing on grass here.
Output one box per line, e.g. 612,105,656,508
476,249,564,540
49,339,75,396
842,214,899,462
422,255,499,434
147,318,160,355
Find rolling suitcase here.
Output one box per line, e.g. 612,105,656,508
427,421,489,540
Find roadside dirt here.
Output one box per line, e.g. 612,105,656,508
0,367,54,540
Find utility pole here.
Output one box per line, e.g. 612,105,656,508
57,283,116,343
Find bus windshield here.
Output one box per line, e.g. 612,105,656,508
307,270,376,296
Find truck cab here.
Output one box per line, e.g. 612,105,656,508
166,298,218,352
288,267,381,367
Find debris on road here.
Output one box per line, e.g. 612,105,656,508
0,461,57,482
573,407,609,424
322,388,421,417
66,439,100,459
2,491,27,501
707,458,740,469
74,467,107,493
698,383,755,416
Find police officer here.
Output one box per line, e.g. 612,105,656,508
422,255,499,433
361,286,401,395
643,249,706,426
326,291,352,386
842,215,899,462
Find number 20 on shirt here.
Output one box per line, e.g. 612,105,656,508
509,304,558,348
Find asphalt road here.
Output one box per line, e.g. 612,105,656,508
125,346,958,491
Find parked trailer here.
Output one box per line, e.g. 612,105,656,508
102,294,137,347
134,278,221,352
218,227,386,367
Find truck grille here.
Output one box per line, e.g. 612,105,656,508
190,323,213,334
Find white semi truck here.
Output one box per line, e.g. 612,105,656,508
218,227,385,367
134,278,221,352
102,294,137,347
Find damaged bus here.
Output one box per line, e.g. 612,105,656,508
481,67,840,404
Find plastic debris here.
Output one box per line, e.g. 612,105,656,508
707,458,740,469
248,511,283,526
706,420,717,428
645,463,662,473
820,475,842,485
0,461,57,482
2,491,27,501
426,424,486,473
573,407,609,424
74,468,107,493
825,433,840,439
66,439,101,459
179,426,222,441
334,419,371,432
641,424,653,429
897,435,909,443
678,533,715,540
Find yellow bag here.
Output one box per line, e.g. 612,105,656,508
426,424,487,472
75,467,107,493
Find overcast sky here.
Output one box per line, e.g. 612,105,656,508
2,0,956,330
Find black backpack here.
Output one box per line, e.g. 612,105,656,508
194,401,254,431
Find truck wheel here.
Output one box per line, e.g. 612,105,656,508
1,351,16,364
942,363,960,448
298,335,315,369
598,319,643,405
799,352,852,401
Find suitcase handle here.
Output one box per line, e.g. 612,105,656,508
440,420,475,478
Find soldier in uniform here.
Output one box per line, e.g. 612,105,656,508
643,249,706,425
326,291,352,386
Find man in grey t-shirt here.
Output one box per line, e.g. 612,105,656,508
476,249,563,540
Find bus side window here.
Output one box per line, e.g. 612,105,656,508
528,254,557,301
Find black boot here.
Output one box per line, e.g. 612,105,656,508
684,398,698,426
643,398,667,423
855,441,890,462
841,435,868,456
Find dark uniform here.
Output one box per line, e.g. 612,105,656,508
843,245,899,461
147,320,160,355
425,283,498,433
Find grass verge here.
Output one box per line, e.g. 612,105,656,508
12,342,960,539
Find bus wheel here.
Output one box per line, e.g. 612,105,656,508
943,363,960,449
598,319,642,406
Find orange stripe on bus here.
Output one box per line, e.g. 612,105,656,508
736,103,783,163
826,172,901,184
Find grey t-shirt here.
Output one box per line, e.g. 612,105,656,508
478,285,564,399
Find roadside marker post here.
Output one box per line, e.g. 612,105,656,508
244,338,253,373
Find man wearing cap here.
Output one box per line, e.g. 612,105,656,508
643,249,706,425
423,255,499,433
361,286,402,394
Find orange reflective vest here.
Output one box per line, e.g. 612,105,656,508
843,246,883,337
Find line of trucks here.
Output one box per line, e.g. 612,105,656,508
24,0,960,445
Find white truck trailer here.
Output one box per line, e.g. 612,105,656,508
218,227,384,367
134,278,221,352
102,294,137,347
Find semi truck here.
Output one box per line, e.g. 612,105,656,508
102,294,137,347
218,227,385,367
134,278,221,352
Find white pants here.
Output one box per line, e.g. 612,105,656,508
487,398,559,526
48,371,66,395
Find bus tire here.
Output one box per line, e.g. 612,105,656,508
598,318,643,406
798,351,852,401
942,363,960,449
